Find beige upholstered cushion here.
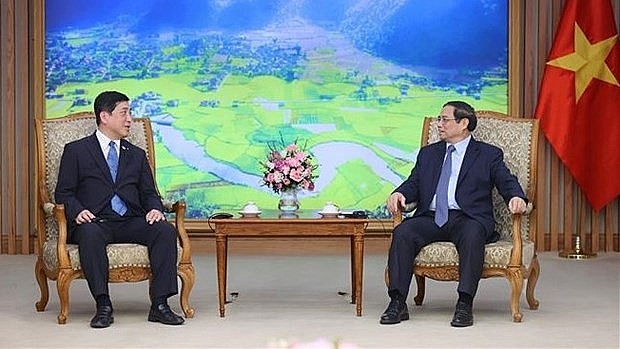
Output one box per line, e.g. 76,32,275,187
415,240,535,269
42,240,184,272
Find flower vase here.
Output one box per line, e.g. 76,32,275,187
278,188,300,215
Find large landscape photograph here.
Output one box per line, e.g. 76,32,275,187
45,0,509,218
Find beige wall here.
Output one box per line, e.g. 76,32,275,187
1,0,618,254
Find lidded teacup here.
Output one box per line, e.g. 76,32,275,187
243,201,259,213
322,201,340,213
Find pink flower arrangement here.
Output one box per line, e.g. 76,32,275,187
261,139,317,194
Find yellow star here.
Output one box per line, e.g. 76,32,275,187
547,23,619,101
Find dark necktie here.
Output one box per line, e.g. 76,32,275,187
434,145,455,227
106,141,127,216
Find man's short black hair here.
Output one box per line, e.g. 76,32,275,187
93,91,129,125
443,100,477,131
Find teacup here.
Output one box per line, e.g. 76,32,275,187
243,201,259,213
322,201,340,213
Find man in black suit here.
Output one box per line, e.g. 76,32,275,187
55,91,184,328
381,101,527,327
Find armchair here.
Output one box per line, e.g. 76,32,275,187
390,111,541,322
34,112,195,324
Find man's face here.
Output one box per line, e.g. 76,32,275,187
437,105,469,143
100,101,131,140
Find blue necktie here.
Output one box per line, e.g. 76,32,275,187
106,141,127,216
434,145,455,227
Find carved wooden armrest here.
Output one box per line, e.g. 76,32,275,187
508,202,534,266
37,201,58,251
169,200,192,264
392,202,418,226
52,204,72,269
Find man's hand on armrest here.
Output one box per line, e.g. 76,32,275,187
508,197,527,214
387,192,407,216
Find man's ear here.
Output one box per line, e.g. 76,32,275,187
99,111,110,123
460,117,470,131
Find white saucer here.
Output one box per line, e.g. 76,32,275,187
318,211,340,218
238,210,261,217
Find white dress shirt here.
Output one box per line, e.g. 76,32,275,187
95,130,120,160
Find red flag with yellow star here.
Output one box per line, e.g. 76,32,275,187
535,0,620,211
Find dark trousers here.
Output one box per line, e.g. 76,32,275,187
387,210,486,300
70,217,179,302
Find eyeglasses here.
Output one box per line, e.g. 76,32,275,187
436,116,457,123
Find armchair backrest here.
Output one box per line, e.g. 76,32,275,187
35,113,156,241
421,111,539,241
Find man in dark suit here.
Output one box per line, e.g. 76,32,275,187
381,101,527,327
55,91,185,328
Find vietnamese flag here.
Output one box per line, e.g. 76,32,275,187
535,0,620,211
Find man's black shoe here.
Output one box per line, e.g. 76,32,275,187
90,305,114,328
450,301,474,327
148,303,185,325
379,298,409,325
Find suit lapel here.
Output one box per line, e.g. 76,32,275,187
430,142,447,188
86,133,114,183
118,139,132,182
457,138,481,186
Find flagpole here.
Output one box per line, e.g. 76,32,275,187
559,190,597,259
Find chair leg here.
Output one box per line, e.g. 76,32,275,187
413,274,426,306
526,255,540,310
178,264,195,318
56,269,74,324
34,258,49,312
507,267,524,322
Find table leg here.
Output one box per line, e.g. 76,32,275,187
216,233,227,317
353,229,364,316
350,236,356,305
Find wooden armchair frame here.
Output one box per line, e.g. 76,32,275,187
390,111,541,322
34,112,195,324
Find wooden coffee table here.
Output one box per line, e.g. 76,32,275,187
211,210,368,317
